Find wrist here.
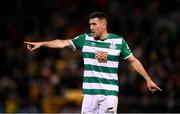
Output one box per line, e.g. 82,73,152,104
145,77,152,82
42,41,48,46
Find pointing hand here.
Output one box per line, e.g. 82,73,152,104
24,41,43,51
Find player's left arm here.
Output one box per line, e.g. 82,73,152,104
128,55,162,92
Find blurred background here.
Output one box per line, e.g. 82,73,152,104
0,0,180,113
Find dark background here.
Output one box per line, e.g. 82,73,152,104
0,0,180,113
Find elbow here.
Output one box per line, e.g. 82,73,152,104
55,40,65,48
128,55,137,63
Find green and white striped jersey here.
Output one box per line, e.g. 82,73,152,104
70,33,132,96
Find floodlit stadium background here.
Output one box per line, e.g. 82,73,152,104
0,0,179,113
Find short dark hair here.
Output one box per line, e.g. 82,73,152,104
90,12,107,20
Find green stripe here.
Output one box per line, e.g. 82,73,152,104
83,77,119,85
84,40,121,49
84,64,118,74
83,89,118,96
83,52,119,61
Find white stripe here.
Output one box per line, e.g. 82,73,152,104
105,39,122,44
84,70,118,80
84,58,119,68
85,34,122,44
86,37,122,44
85,35,94,40
83,83,119,91
83,46,120,56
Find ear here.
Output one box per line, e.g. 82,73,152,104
102,21,106,29
100,19,107,29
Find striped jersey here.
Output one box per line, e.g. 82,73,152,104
70,33,132,96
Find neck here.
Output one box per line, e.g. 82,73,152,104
100,31,108,40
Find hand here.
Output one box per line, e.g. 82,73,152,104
24,41,43,51
146,80,162,93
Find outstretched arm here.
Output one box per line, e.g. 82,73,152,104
24,39,72,51
128,55,162,93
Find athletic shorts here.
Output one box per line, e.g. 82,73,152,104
81,95,118,114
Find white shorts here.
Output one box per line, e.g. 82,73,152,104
81,95,118,114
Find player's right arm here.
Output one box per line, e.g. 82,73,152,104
24,33,86,51
24,39,71,51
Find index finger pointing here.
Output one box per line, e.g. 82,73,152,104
24,41,34,45
157,86,162,91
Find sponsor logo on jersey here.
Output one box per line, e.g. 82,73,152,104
95,51,108,63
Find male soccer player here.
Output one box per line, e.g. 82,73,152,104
24,12,162,114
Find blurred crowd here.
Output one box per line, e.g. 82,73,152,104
0,0,180,113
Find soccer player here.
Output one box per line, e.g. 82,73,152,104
24,12,162,114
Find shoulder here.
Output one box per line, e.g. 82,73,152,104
77,33,93,38
85,33,93,37
74,33,87,39
83,33,94,41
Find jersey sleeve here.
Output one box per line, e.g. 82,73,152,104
121,38,133,59
70,34,86,51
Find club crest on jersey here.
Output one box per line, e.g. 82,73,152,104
109,42,116,49
95,51,108,63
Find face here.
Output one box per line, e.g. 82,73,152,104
89,18,106,39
